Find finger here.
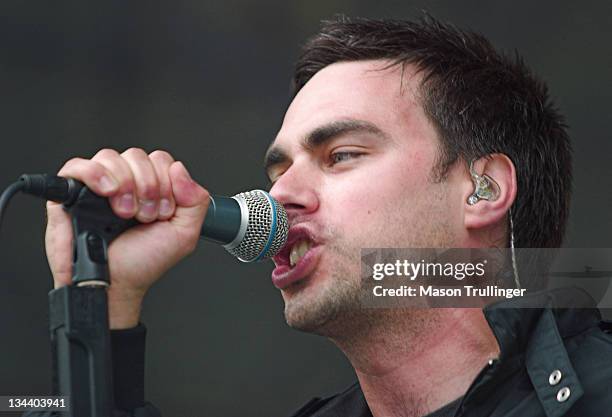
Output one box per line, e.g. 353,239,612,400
149,150,176,220
167,161,210,251
45,201,73,288
91,148,138,218
121,147,160,223
57,157,119,197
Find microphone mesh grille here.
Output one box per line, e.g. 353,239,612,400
227,190,288,262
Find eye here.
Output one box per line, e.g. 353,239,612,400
330,151,363,165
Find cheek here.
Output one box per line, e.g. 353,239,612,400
319,169,420,246
317,151,454,248
326,151,432,215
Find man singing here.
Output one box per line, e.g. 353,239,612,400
41,16,612,417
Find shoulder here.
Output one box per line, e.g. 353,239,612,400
536,317,612,416
566,319,612,401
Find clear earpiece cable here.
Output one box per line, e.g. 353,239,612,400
509,208,521,290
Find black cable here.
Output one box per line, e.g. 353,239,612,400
0,174,86,235
0,180,25,232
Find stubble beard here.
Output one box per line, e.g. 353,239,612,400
282,182,455,337
283,238,364,336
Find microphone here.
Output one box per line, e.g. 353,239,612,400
203,191,288,262
17,174,289,262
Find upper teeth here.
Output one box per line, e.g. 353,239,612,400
290,240,311,267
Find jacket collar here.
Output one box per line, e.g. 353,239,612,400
483,286,601,360
469,287,601,417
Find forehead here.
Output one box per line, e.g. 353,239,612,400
273,60,427,148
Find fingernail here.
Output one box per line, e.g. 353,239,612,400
139,199,157,219
119,193,135,212
159,198,172,217
99,175,118,193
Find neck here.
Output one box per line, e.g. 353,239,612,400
328,308,500,417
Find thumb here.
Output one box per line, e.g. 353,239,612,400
168,161,210,234
45,201,74,288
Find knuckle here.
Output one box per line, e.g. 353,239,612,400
138,179,160,199
93,148,120,160
58,157,84,173
122,147,147,158
59,158,104,179
200,187,210,201
149,149,174,163
83,161,105,178
119,176,136,191
158,185,172,199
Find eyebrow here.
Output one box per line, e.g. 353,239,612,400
263,119,389,175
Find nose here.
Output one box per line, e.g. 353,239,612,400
269,161,319,221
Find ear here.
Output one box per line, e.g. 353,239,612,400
464,154,517,230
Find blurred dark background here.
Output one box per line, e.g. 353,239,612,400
0,0,611,415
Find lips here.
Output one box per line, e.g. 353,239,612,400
271,226,322,289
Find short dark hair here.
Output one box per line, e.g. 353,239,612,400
291,15,572,249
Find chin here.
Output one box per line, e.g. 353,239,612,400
282,273,332,330
282,269,362,336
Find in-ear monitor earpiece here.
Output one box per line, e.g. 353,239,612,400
467,160,500,205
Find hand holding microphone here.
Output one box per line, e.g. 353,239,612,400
45,148,209,329
42,148,288,330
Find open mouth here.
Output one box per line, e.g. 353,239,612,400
271,227,322,289
289,239,313,267
273,228,316,268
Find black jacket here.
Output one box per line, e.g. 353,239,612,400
288,288,612,417
26,288,612,416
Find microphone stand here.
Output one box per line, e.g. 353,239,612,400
48,187,136,417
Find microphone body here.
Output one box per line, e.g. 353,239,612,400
18,174,288,262
204,190,288,262
202,195,242,245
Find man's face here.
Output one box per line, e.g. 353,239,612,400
266,60,466,333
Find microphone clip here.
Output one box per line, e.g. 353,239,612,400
64,186,137,286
